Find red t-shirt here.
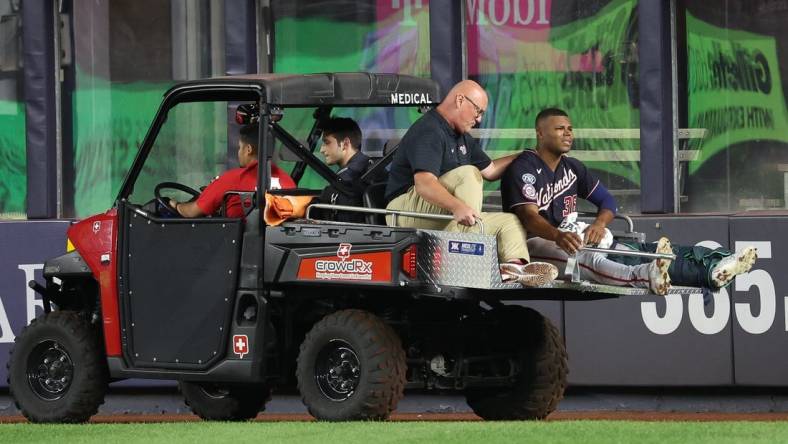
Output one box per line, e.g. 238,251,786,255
196,161,295,217
270,163,296,190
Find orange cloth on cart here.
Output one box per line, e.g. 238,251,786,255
263,193,314,226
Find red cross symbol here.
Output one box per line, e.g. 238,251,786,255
233,335,249,359
337,243,352,261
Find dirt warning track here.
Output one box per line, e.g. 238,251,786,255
3,411,788,423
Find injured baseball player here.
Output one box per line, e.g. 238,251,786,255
500,107,757,295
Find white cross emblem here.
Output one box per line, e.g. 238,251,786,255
337,243,352,261
233,335,249,359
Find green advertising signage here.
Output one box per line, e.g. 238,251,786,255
687,12,788,174
0,101,26,217
470,0,640,185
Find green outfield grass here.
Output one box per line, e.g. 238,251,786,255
1,420,787,444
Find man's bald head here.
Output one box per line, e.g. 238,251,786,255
436,80,488,134
445,80,487,105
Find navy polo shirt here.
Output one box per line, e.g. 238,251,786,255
384,109,491,203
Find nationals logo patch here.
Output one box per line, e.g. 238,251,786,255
523,184,537,199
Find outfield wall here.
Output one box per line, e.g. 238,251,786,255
1,215,786,387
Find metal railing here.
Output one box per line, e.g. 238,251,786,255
360,128,706,161
305,203,485,234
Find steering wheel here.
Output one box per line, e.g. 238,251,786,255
154,181,201,217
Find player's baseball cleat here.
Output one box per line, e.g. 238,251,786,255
649,237,673,296
499,262,521,283
499,261,530,283
711,246,757,289
500,261,559,287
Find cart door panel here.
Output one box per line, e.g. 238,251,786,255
118,203,242,370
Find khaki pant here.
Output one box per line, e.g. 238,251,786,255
386,165,530,263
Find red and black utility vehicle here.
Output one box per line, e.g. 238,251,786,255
10,73,668,423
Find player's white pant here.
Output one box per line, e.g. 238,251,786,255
527,237,651,288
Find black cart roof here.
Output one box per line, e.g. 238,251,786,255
165,72,442,107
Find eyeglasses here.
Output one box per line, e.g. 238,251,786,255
462,95,485,119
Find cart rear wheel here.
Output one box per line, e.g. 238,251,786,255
465,306,567,420
296,309,406,421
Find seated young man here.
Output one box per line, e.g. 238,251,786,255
500,108,757,295
313,117,370,223
169,123,295,218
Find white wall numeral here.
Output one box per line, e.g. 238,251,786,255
688,288,730,335
687,241,730,335
733,242,774,335
641,293,683,335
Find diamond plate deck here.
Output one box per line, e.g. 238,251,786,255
547,281,702,296
417,229,501,289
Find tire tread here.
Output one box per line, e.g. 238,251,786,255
7,311,108,423
296,309,406,421
465,306,568,420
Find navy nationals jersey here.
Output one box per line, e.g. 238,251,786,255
501,150,601,227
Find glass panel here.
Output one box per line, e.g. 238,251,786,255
273,1,430,76
0,0,25,219
128,101,228,206
466,0,641,213
682,0,788,212
271,0,430,189
70,0,224,217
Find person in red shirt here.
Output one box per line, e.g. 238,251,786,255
169,124,295,218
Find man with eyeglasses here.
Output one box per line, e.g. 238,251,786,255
383,80,558,286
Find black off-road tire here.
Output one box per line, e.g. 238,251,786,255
465,306,568,420
180,382,272,421
296,309,406,421
7,310,108,423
